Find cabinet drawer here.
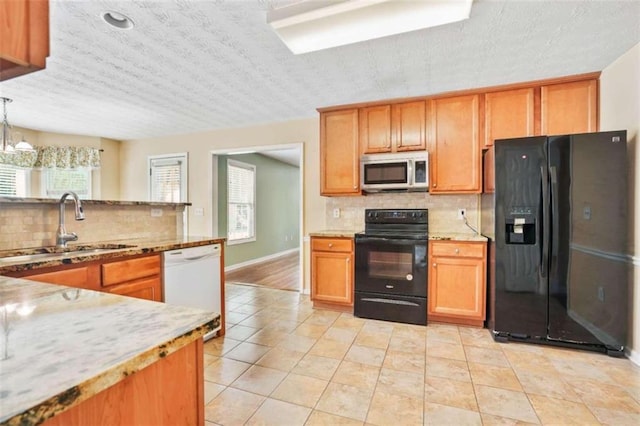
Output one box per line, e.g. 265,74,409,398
19,265,101,291
102,255,161,286
430,242,485,258
311,238,353,253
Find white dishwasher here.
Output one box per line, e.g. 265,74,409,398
163,244,222,340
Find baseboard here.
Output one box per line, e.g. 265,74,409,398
627,348,640,366
224,248,299,273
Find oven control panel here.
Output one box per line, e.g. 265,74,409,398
365,209,428,224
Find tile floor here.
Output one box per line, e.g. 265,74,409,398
203,283,640,425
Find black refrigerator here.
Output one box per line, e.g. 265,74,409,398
493,130,629,356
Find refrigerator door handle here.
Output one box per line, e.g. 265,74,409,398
540,165,549,278
549,166,559,274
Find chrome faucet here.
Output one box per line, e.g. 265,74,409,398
56,191,85,248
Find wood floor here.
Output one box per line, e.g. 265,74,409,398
225,250,300,291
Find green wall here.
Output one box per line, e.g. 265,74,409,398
217,153,300,267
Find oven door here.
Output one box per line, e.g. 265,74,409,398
355,236,427,297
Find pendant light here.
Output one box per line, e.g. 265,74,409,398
1,97,35,153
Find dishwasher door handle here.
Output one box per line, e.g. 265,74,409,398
182,254,213,261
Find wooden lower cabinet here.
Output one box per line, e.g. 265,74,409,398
6,253,163,302
311,237,354,309
428,240,487,327
43,338,204,426
101,254,163,302
12,264,101,291
104,276,162,301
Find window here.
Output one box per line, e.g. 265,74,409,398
0,165,30,197
148,154,187,202
41,168,91,198
227,159,256,244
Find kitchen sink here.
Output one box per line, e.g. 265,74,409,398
0,244,137,264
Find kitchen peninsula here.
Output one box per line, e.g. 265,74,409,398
0,276,219,425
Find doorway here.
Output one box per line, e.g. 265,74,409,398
210,143,303,293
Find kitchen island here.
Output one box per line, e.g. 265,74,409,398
0,276,219,425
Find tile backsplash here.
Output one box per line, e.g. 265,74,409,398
326,192,481,235
0,203,184,251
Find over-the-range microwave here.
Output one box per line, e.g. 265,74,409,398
360,151,429,193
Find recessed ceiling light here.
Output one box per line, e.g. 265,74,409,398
101,11,135,30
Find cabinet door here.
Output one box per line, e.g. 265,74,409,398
105,276,162,302
0,0,49,81
429,256,485,321
541,79,598,135
320,109,360,195
311,251,353,306
483,146,495,193
360,105,391,154
14,264,101,291
428,95,481,193
484,88,535,148
392,101,426,152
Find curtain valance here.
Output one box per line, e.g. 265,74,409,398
0,146,101,169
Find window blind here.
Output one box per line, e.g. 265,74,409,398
149,158,184,202
0,165,29,197
227,160,256,242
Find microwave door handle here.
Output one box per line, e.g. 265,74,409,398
408,161,413,185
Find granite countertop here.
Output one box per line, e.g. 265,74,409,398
308,230,363,238
0,276,219,425
429,233,488,242
0,236,226,275
0,196,191,207
309,230,487,242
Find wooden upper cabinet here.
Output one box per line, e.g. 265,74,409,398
483,146,495,193
484,88,536,148
320,109,360,196
427,94,482,194
541,79,598,135
0,0,50,81
359,105,391,154
360,101,425,154
391,101,426,152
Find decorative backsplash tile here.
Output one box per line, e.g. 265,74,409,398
0,203,184,251
325,192,481,235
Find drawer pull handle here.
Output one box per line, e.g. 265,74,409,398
455,248,459,254
328,243,333,248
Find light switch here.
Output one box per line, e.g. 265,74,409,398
194,208,204,216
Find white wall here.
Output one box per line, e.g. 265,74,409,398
600,42,640,363
119,117,325,292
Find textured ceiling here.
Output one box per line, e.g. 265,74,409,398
1,0,639,141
